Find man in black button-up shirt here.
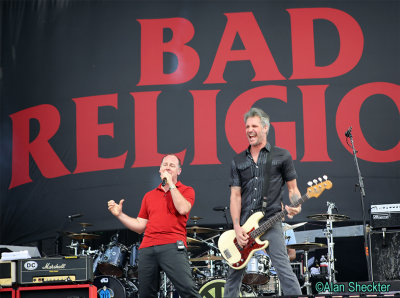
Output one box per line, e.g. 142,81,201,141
224,107,302,296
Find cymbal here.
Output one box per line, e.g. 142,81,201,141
67,232,100,240
78,222,93,228
186,245,201,251
287,242,327,251
187,237,203,244
186,226,218,234
190,255,224,262
190,216,203,221
283,222,307,232
307,214,350,222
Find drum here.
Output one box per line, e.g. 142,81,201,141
198,279,256,297
127,244,139,278
257,274,280,295
98,244,128,277
242,253,270,285
93,275,138,298
93,250,103,275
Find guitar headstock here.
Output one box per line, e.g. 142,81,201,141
306,175,332,198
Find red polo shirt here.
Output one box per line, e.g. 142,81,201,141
137,181,195,249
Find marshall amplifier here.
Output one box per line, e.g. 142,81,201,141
18,256,93,285
370,203,400,228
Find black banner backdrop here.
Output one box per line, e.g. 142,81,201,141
1,0,399,245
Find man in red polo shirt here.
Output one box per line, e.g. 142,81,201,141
107,154,201,297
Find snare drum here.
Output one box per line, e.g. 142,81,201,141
242,252,270,285
98,244,128,277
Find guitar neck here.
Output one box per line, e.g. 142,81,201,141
251,193,309,239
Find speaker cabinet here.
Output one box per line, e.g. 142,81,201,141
370,229,400,281
0,288,15,298
16,284,96,298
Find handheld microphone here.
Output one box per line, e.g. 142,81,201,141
345,126,352,138
162,178,167,187
67,214,83,219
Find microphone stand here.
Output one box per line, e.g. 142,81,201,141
346,130,372,281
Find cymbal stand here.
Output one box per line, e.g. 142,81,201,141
160,271,174,298
324,201,337,284
66,240,79,256
301,249,312,295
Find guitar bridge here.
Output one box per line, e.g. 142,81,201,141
224,249,231,259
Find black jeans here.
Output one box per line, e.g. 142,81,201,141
138,243,201,298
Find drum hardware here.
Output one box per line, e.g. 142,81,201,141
308,202,349,286
186,245,201,252
67,232,101,240
159,271,175,298
287,241,327,295
187,237,203,244
282,221,308,232
189,255,224,262
242,253,270,286
78,222,93,228
186,226,218,238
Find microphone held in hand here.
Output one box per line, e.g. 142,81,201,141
162,178,167,187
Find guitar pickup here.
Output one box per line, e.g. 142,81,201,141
224,249,231,259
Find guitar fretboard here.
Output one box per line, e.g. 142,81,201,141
249,193,309,239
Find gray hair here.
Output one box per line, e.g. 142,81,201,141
244,107,270,128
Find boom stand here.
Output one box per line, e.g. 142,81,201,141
347,131,372,280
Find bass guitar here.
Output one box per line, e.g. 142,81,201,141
218,176,332,269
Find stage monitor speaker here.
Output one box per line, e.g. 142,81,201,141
17,284,96,298
370,229,400,281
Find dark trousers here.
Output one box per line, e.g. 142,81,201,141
138,243,201,298
224,221,301,297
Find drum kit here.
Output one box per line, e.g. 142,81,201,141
62,202,350,297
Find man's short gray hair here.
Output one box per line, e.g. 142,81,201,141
244,107,270,128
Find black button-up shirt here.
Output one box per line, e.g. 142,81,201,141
229,144,297,225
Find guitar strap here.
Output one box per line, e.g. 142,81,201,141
262,145,274,214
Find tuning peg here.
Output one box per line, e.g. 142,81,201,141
323,175,328,180
307,181,313,186
318,177,322,182
313,179,318,184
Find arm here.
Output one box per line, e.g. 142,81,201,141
170,187,192,215
285,179,302,219
108,199,148,234
287,248,296,261
161,171,192,215
231,186,249,247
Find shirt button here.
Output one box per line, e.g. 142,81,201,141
255,177,258,180
253,199,256,202
256,166,259,169
254,188,257,190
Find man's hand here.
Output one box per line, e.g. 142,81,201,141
108,199,125,217
285,205,301,219
234,225,249,247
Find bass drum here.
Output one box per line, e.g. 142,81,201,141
198,279,256,298
93,275,138,298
